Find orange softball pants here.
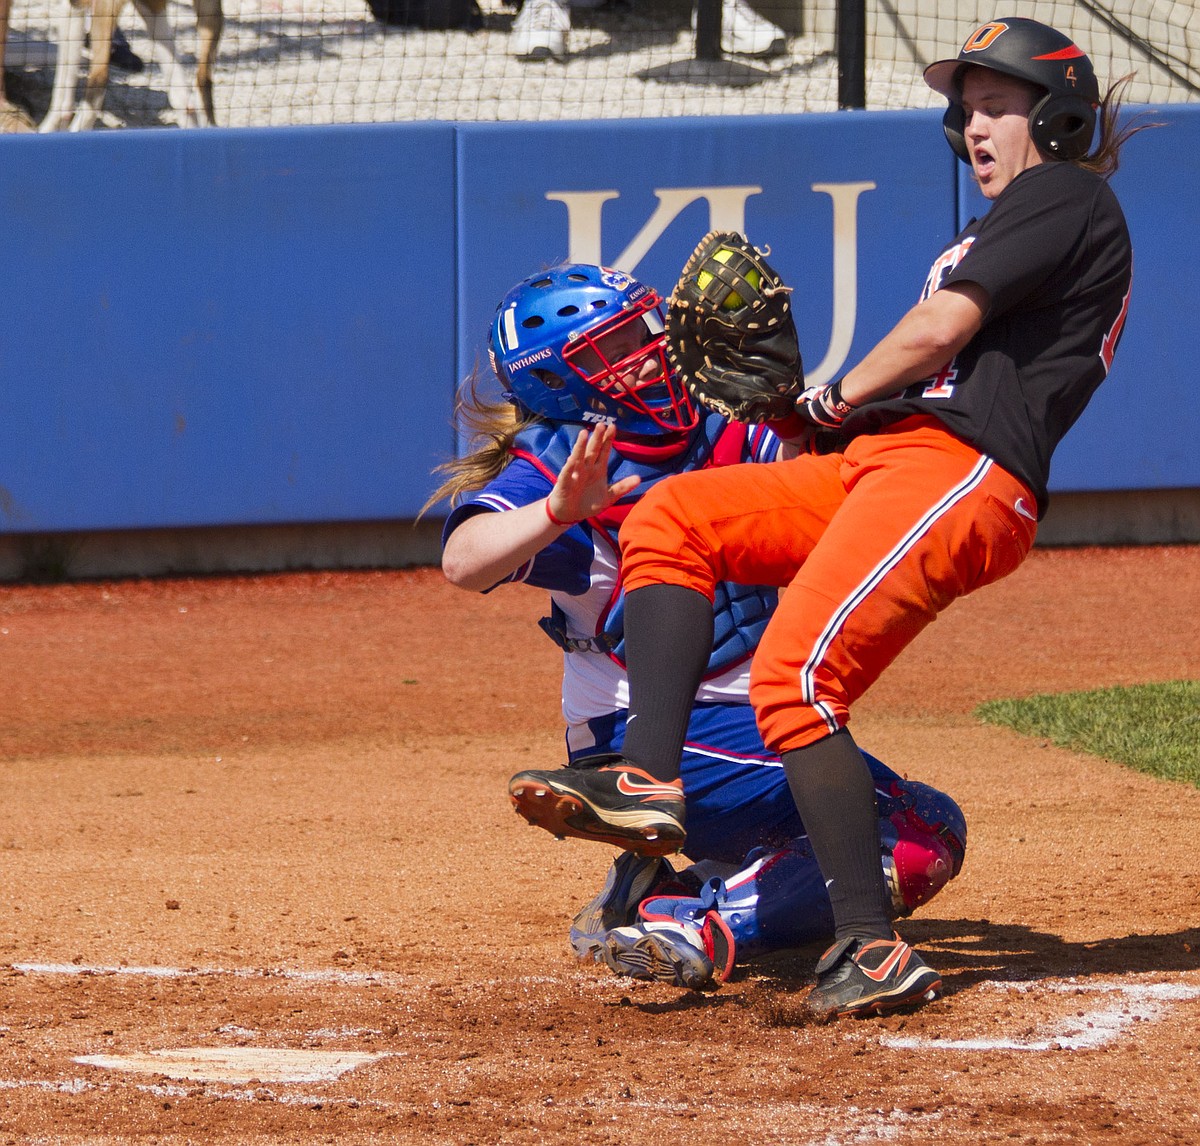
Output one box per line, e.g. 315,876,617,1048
620,416,1038,754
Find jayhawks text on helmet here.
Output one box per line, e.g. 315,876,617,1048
507,347,554,373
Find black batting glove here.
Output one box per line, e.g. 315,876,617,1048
795,379,857,429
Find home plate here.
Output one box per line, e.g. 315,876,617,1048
75,1048,386,1084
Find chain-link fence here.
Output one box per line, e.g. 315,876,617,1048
2,0,1196,130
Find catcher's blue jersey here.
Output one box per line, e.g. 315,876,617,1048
442,413,782,731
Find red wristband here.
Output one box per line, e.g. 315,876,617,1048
544,499,578,528
765,412,810,441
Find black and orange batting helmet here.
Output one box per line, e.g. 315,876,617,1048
925,17,1100,162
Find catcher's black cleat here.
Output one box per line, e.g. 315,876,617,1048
508,753,686,857
602,908,734,991
569,851,687,961
804,934,942,1022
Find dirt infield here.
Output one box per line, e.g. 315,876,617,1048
1,545,1198,1143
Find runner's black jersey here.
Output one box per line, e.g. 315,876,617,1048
845,161,1133,515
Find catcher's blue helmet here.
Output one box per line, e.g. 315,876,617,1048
489,264,698,437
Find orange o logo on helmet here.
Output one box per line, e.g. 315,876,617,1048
962,21,1009,53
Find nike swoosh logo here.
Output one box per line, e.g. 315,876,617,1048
861,941,910,983
1014,498,1037,522
613,773,682,801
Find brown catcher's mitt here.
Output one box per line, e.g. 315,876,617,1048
665,230,804,424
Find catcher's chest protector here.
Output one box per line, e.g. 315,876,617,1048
513,416,777,677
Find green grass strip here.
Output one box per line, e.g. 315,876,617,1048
975,680,1200,788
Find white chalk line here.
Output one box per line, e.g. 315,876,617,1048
9,962,613,994
11,961,404,986
881,978,1200,1053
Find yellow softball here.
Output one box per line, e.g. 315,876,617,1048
696,248,760,309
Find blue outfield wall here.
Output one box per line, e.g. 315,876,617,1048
0,123,459,532
0,106,1194,535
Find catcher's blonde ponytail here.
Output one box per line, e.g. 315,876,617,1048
420,370,544,519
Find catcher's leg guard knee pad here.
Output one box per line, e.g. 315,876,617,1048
886,825,955,914
882,779,968,914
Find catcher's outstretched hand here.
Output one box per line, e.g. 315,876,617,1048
666,230,804,424
545,423,640,526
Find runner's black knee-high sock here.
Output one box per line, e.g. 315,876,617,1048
782,729,893,943
619,584,714,783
